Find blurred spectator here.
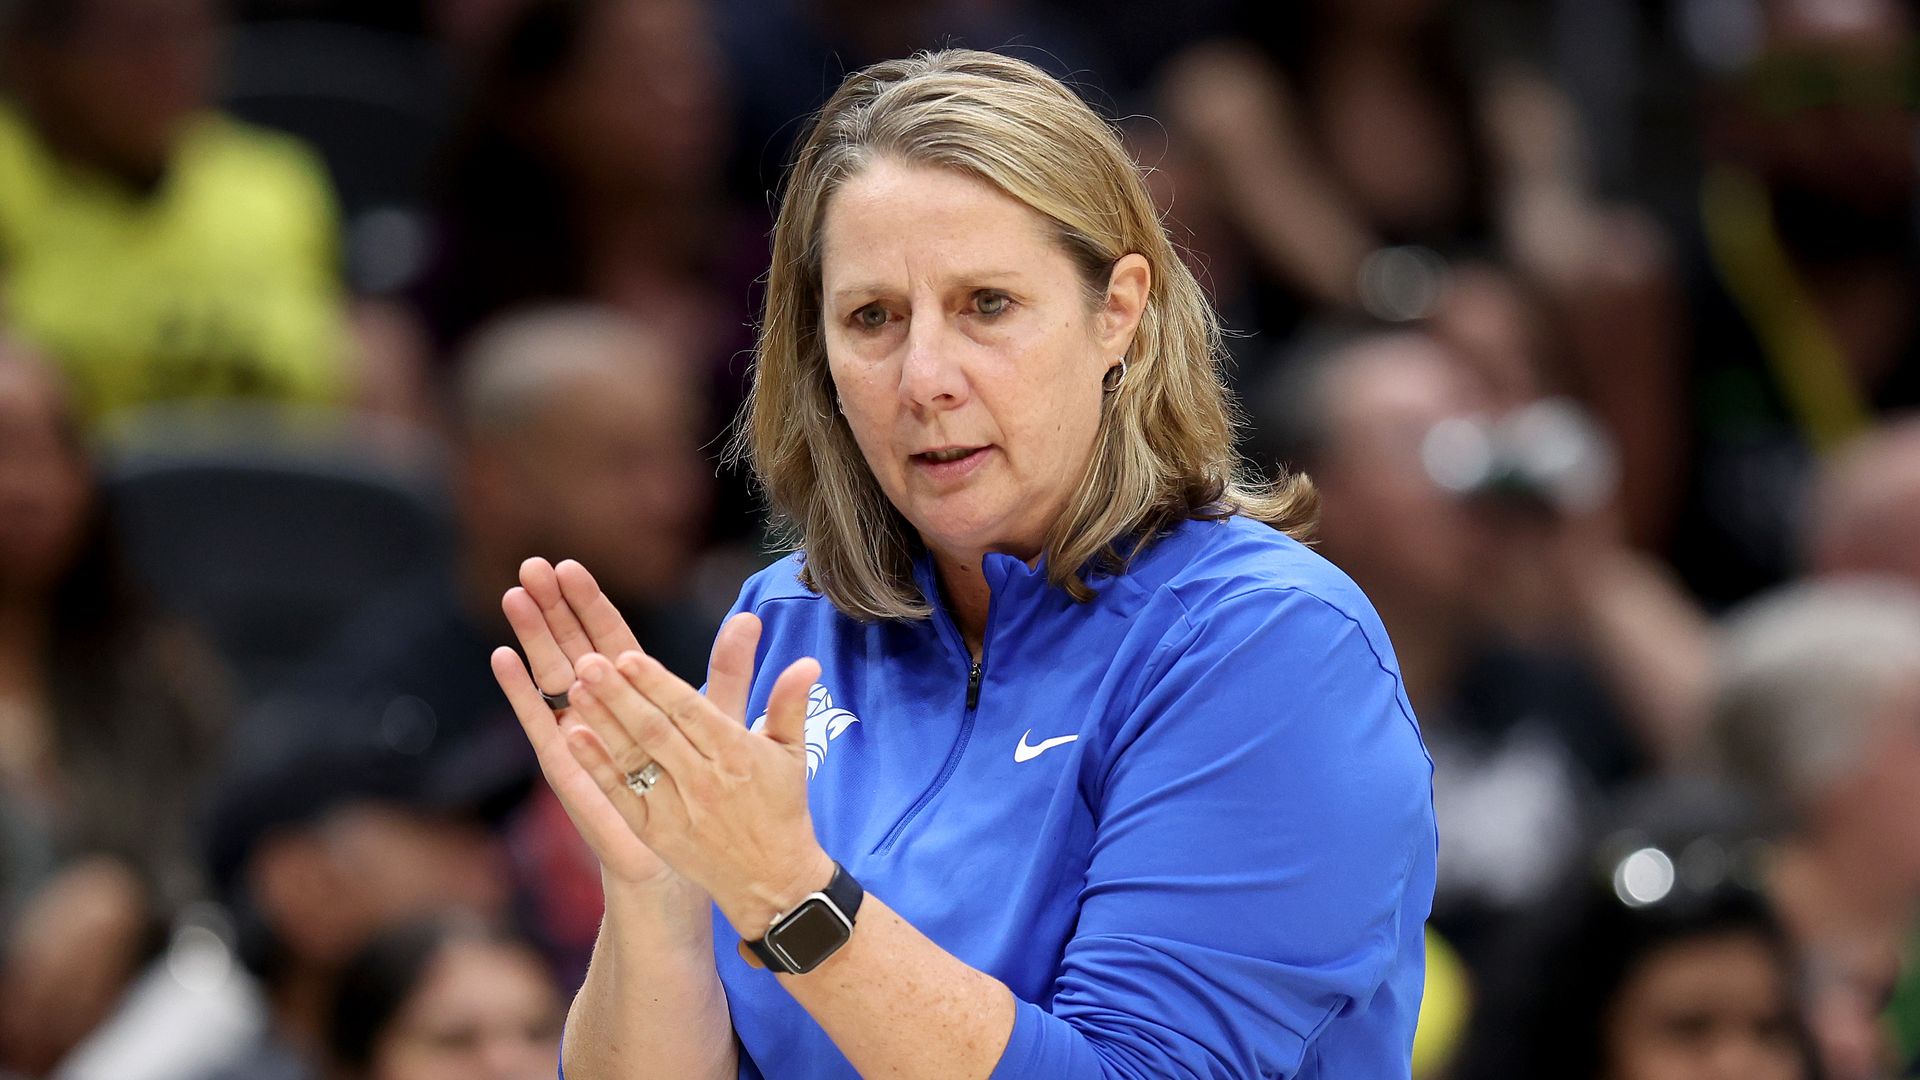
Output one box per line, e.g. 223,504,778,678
0,0,369,427
412,0,751,377
237,304,714,763
1455,785,1816,1080
1152,2,1582,327
1670,0,1920,608
1159,0,1493,317
1421,260,1553,411
1152,1,1690,547
1708,579,1920,1080
234,304,717,984
1257,326,1718,971
1807,415,1920,583
1258,327,1619,965
450,307,715,644
0,340,229,1076
190,748,515,1080
326,917,563,1080
1428,253,1689,555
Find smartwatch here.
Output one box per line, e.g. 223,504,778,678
745,861,864,975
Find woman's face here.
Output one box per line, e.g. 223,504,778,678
0,360,93,599
819,159,1147,567
369,939,564,1080
1605,932,1807,1080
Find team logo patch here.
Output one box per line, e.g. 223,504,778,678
750,683,860,778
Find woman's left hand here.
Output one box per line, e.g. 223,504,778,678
561,611,835,940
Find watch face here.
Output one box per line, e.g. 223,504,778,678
768,897,851,974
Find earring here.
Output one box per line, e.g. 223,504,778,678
1102,357,1128,393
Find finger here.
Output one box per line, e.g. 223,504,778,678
618,649,743,756
565,722,684,830
572,661,704,779
519,557,597,664
562,656,655,768
492,647,652,853
555,559,643,657
597,650,726,760
502,587,575,701
762,657,822,748
562,723,660,838
706,613,762,722
492,646,569,755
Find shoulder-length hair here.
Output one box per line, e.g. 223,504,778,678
734,48,1316,621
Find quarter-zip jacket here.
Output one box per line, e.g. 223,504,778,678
688,515,1433,1078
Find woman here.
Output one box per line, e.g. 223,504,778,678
328,918,565,1080
0,340,228,1073
492,49,1436,1078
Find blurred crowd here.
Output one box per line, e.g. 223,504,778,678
0,0,1917,1077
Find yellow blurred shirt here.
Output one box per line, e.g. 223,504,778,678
0,101,348,426
1415,928,1470,1078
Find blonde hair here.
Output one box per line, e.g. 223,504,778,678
734,48,1316,621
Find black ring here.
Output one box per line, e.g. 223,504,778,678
540,688,570,711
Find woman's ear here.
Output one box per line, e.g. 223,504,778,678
1099,254,1152,356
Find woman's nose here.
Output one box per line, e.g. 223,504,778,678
898,316,967,410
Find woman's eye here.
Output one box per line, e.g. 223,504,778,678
854,305,890,330
974,291,1010,316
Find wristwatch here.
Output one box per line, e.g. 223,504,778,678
745,861,864,975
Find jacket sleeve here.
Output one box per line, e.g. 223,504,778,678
989,587,1435,1079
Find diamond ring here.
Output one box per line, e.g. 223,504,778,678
624,760,664,798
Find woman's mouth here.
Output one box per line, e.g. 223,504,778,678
911,446,991,479
917,447,981,464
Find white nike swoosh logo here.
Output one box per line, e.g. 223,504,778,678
1014,730,1079,763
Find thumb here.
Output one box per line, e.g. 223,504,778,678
705,612,762,722
762,657,821,748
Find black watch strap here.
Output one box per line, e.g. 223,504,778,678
746,861,864,974
822,861,864,919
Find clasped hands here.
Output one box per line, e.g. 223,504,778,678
490,557,833,943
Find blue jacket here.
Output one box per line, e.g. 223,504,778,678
705,514,1437,1079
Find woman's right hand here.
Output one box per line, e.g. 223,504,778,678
491,557,695,890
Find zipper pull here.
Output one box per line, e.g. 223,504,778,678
966,660,982,710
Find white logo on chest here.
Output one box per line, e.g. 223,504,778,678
1014,730,1078,762
750,683,860,779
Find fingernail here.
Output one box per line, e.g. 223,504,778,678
583,661,606,684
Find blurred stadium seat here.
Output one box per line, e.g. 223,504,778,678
102,405,453,700
220,21,452,294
